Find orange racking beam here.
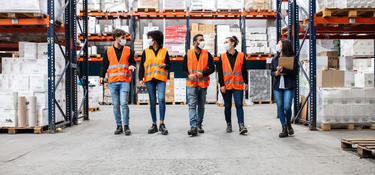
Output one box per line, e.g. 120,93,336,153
0,16,49,26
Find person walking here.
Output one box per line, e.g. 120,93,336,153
217,36,248,135
100,29,136,135
139,30,171,135
183,34,215,136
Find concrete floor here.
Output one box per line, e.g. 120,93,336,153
0,104,374,175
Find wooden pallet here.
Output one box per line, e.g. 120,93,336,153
246,9,274,13
163,9,186,13
253,100,273,104
89,107,100,112
137,101,150,105
190,9,215,12
89,54,101,58
341,138,375,158
246,53,273,57
317,8,375,18
0,12,46,19
81,9,102,13
0,125,48,134
173,101,186,105
217,9,242,13
320,123,375,131
135,8,159,12
216,103,248,107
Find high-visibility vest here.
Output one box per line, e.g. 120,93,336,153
221,52,245,90
143,48,168,82
186,49,210,88
107,46,132,83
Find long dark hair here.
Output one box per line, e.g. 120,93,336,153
280,39,294,57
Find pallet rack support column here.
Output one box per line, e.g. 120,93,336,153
241,8,247,55
292,1,300,121
82,0,89,120
309,0,317,130
287,0,293,40
276,0,282,42
186,7,190,52
129,10,136,104
48,0,56,132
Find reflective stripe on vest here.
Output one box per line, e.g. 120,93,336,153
186,49,210,88
107,46,131,83
143,48,168,82
221,51,245,90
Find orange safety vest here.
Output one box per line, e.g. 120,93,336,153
221,52,245,90
143,48,168,82
107,46,132,83
186,49,210,88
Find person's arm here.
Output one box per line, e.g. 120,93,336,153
100,49,109,78
203,52,215,76
128,49,136,67
138,50,146,81
217,56,224,87
280,56,298,76
183,54,189,78
164,51,171,70
242,56,248,84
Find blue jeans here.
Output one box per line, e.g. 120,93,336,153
145,79,166,123
109,81,130,126
273,89,295,126
221,90,244,124
187,86,207,127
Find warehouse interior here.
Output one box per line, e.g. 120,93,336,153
0,0,375,174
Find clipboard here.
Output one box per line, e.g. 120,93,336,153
278,57,294,70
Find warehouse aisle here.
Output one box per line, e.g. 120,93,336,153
0,104,374,175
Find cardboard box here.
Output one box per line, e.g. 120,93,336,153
318,51,339,57
165,72,174,102
317,70,345,88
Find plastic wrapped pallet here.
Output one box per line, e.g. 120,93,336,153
138,0,158,9
163,0,185,10
174,78,186,103
217,0,243,10
248,70,271,102
353,58,374,73
244,0,270,11
355,72,374,88
137,86,149,103
102,0,128,12
165,25,186,56
190,0,216,11
0,109,18,127
340,40,374,57
206,73,217,103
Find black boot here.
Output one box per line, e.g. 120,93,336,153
226,122,232,133
279,125,288,138
239,123,248,135
187,127,198,136
197,123,205,133
114,125,123,135
286,121,294,136
124,125,131,136
159,124,169,135
148,124,158,134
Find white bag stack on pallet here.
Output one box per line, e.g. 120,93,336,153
206,73,217,103
317,88,375,124
138,0,159,9
190,0,216,11
217,0,243,10
248,70,271,102
163,0,185,10
216,25,242,56
246,20,270,54
244,0,270,10
341,40,374,57
174,78,186,103
102,0,128,12
0,42,66,127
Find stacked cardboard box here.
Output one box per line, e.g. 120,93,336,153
317,70,345,88
244,0,270,10
190,0,216,11
165,73,174,103
246,20,270,54
317,51,340,70
217,0,243,10
216,25,242,56
248,70,271,102
163,0,185,10
138,0,158,9
134,40,143,56
0,42,66,127
165,25,186,56
318,88,375,124
190,23,216,56
174,78,186,103
102,0,128,12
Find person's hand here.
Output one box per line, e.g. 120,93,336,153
188,74,196,80
159,63,166,69
277,65,283,72
197,72,203,78
244,84,249,91
139,80,144,87
220,86,226,94
99,77,104,85
275,71,281,76
129,65,136,72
